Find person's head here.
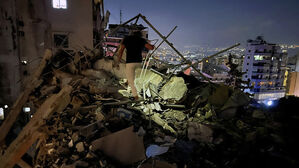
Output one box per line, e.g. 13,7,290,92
132,30,142,37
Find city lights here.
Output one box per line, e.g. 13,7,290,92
266,100,273,106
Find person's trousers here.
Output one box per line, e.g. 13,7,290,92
125,63,141,97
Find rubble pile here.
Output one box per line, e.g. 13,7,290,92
1,48,299,168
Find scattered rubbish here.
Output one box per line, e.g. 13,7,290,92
145,144,169,158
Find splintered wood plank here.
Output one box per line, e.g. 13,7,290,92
0,85,73,168
0,49,52,145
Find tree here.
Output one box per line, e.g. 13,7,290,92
225,53,251,90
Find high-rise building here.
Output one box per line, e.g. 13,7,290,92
242,36,287,103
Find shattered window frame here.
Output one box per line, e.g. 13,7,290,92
53,33,69,48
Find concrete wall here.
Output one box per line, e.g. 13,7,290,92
288,72,299,97
0,0,96,105
45,0,93,50
15,0,50,85
0,0,21,106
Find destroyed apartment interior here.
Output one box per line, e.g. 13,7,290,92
1,0,299,168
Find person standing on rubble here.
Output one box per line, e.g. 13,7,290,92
114,30,154,100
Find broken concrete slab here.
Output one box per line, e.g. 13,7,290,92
94,58,126,79
159,76,187,101
135,68,163,97
221,90,250,110
139,106,177,135
91,126,146,165
208,84,230,107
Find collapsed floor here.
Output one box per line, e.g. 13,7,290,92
0,49,299,168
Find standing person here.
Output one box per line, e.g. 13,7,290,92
114,30,154,100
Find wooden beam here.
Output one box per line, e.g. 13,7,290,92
0,85,73,168
0,49,52,145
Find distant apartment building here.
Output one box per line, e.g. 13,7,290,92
242,36,287,102
0,0,106,106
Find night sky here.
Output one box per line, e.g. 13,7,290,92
105,0,299,49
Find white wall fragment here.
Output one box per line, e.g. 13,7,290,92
0,107,4,120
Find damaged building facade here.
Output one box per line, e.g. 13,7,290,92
1,1,299,167
0,0,106,106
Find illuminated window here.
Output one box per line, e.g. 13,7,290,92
52,0,67,9
254,55,264,61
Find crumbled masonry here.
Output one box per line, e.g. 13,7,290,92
0,49,299,168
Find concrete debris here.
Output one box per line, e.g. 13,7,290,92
159,76,187,101
208,84,230,107
76,142,85,153
252,109,266,119
68,140,73,148
135,68,163,97
1,31,298,168
140,160,177,168
164,109,186,121
221,89,251,110
95,107,105,121
187,122,213,143
91,126,146,165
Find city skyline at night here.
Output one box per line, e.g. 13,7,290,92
106,0,299,50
